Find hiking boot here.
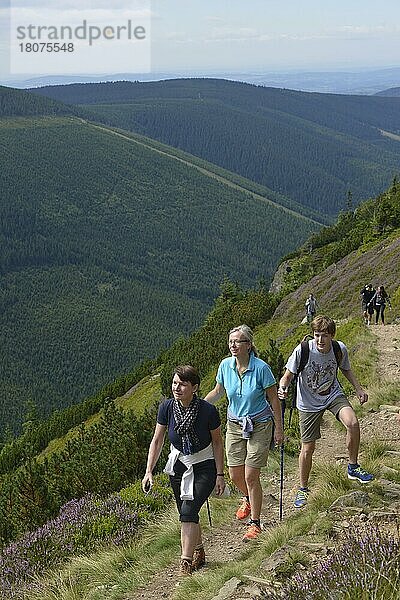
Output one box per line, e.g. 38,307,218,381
347,464,374,484
294,488,309,508
236,498,251,520
192,547,205,570
242,523,262,542
179,558,193,576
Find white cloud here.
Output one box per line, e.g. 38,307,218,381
205,26,258,43
338,24,397,35
203,16,225,24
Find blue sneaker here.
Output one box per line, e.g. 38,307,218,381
294,488,309,508
347,464,374,484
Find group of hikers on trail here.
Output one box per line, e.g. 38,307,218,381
361,283,391,325
305,284,391,328
142,313,375,576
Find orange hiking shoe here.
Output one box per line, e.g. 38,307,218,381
242,523,262,542
192,546,206,570
236,498,251,520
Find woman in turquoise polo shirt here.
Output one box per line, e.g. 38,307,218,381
204,325,283,541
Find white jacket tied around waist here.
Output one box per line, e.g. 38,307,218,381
163,443,214,500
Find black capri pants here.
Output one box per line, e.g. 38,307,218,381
169,459,216,523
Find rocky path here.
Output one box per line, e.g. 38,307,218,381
373,321,400,383
126,324,400,600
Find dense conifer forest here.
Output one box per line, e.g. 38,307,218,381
0,94,317,434
30,78,400,216
0,85,73,116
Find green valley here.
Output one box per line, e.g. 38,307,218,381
0,103,317,433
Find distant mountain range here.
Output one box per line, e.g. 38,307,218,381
375,87,400,97
6,65,400,95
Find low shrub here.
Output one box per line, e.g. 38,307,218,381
268,525,400,599
0,475,173,599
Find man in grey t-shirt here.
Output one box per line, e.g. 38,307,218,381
278,315,374,508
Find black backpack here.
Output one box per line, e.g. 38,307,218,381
287,336,343,427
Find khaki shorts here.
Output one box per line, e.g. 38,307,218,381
299,395,351,443
226,419,273,468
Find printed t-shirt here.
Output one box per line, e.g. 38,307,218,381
286,339,351,412
157,397,221,454
216,352,275,419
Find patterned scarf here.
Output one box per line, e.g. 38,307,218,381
173,394,200,455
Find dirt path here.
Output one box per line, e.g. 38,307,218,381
125,324,400,600
373,322,400,384
355,322,400,446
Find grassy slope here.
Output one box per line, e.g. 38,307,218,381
125,229,400,413
36,228,400,456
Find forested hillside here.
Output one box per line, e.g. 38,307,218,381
0,108,317,434
0,85,73,117
30,78,400,217
0,181,398,600
276,178,400,297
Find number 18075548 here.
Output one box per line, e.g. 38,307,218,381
19,42,74,52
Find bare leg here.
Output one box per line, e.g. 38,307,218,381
244,465,263,520
181,522,201,559
299,441,315,488
338,406,360,464
229,465,248,497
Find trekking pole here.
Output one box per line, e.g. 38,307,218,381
206,498,212,527
288,377,297,429
279,397,286,522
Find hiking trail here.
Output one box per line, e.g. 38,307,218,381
126,324,400,600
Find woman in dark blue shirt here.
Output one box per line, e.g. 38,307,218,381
142,365,225,576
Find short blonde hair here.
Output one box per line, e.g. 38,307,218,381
229,324,259,357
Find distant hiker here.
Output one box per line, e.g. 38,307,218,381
305,293,318,323
278,315,373,509
204,325,283,541
360,284,375,325
142,365,225,576
368,285,392,325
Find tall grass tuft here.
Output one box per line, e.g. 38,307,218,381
309,462,352,510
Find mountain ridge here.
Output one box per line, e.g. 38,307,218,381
28,78,400,217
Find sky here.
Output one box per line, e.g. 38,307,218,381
1,0,400,82
152,0,400,73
